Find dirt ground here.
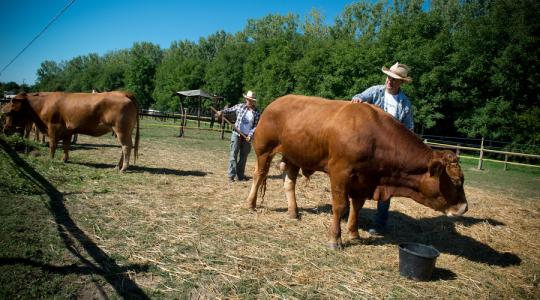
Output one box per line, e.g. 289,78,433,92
51,126,540,298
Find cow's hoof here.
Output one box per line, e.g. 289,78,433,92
327,242,343,250
244,204,256,211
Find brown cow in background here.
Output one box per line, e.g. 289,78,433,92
246,95,468,249
2,92,140,172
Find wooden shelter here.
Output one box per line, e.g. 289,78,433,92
173,89,224,138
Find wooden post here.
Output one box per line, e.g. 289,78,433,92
178,95,184,138
197,96,201,129
210,110,215,129
456,144,461,157
209,99,216,129
220,114,225,140
477,137,484,170
504,154,509,171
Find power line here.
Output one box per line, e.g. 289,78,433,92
0,0,76,78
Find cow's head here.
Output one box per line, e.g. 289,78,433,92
2,93,30,135
419,150,468,217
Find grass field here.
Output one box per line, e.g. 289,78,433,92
1,118,539,299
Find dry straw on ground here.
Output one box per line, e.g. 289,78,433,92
57,123,539,299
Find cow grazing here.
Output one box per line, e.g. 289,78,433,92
1,102,32,137
246,95,468,249
2,92,140,172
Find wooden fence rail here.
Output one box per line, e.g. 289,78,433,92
137,111,539,170
424,139,540,170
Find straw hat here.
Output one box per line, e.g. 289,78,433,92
243,90,257,101
382,62,412,83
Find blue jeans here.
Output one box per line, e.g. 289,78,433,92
374,199,391,228
228,133,251,179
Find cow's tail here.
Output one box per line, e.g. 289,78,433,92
258,177,267,205
134,110,140,163
257,155,274,205
125,91,140,164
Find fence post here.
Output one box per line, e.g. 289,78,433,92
220,116,225,140
504,154,508,171
456,144,460,157
197,97,201,129
477,137,484,170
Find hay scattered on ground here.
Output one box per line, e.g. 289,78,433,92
56,124,540,298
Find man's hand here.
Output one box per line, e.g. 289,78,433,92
246,136,251,142
351,98,365,104
216,111,223,118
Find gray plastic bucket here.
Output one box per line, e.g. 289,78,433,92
398,242,440,281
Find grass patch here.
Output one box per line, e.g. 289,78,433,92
0,118,539,298
459,157,540,200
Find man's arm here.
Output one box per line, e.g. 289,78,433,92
403,108,414,131
216,104,241,118
351,85,379,103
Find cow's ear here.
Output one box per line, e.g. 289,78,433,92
428,158,444,177
442,150,458,164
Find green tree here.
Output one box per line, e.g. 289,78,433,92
204,39,248,106
153,40,205,112
242,13,301,108
125,42,163,108
36,60,65,91
97,50,130,91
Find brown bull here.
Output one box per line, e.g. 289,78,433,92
246,95,468,249
2,92,140,172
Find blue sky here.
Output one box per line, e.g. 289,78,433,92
0,0,358,85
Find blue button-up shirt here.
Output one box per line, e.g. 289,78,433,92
352,85,414,131
222,103,260,139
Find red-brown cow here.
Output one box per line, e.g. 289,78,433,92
2,92,140,172
246,95,468,249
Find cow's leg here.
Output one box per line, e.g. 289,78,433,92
327,167,351,250
245,153,273,210
47,128,58,159
347,182,367,239
347,197,366,240
33,125,39,142
24,123,32,139
283,163,300,219
115,129,133,172
61,135,72,162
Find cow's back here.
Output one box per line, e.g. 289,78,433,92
254,95,360,171
35,92,137,133
254,94,428,173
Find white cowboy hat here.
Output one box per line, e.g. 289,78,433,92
243,90,257,101
382,62,412,83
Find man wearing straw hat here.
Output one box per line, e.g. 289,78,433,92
351,62,414,236
217,90,260,182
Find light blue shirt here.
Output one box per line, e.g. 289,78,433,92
352,85,414,131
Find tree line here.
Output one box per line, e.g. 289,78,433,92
1,0,538,152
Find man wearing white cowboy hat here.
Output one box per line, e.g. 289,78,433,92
351,62,414,236
217,90,260,182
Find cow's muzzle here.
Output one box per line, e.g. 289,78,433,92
2,125,16,135
445,202,468,217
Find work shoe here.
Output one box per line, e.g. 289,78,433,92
228,177,235,183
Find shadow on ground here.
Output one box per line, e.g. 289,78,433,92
0,139,151,299
270,202,520,268
70,161,210,177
